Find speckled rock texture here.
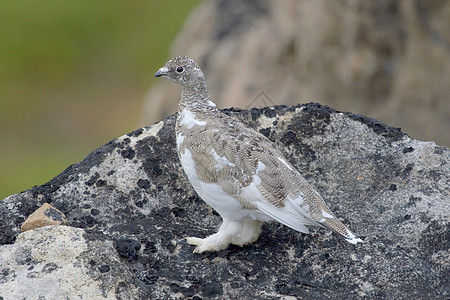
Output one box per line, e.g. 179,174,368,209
0,226,142,299
1,103,449,299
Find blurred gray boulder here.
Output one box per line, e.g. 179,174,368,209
142,0,450,147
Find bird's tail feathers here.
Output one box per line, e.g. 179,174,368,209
322,218,363,244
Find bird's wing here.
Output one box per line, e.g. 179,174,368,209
203,118,361,243
204,122,320,227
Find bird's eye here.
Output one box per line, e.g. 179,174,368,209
176,66,184,73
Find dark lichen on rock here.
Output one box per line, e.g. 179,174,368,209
0,103,448,299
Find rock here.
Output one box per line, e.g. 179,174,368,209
0,226,143,299
1,103,449,299
20,202,68,232
142,0,450,147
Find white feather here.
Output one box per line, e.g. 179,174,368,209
321,209,334,219
176,133,185,149
277,157,294,171
179,109,206,129
210,148,236,167
255,200,310,234
180,149,256,220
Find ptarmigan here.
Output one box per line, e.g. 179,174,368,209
154,56,362,253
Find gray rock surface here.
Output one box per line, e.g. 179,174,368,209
1,103,449,299
0,226,142,299
143,0,450,147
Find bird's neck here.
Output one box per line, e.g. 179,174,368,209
179,82,213,111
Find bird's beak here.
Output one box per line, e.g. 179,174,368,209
154,67,168,78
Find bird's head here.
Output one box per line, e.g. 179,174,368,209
154,56,205,87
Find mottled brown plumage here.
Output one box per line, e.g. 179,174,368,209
154,56,362,253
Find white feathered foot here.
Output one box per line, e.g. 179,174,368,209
186,218,262,253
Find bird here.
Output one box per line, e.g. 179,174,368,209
154,56,362,253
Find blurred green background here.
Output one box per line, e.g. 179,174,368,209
0,0,202,199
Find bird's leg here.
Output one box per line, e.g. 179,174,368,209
186,218,263,253
186,219,241,253
230,218,262,247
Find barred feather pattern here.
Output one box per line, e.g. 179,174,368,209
154,56,362,253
